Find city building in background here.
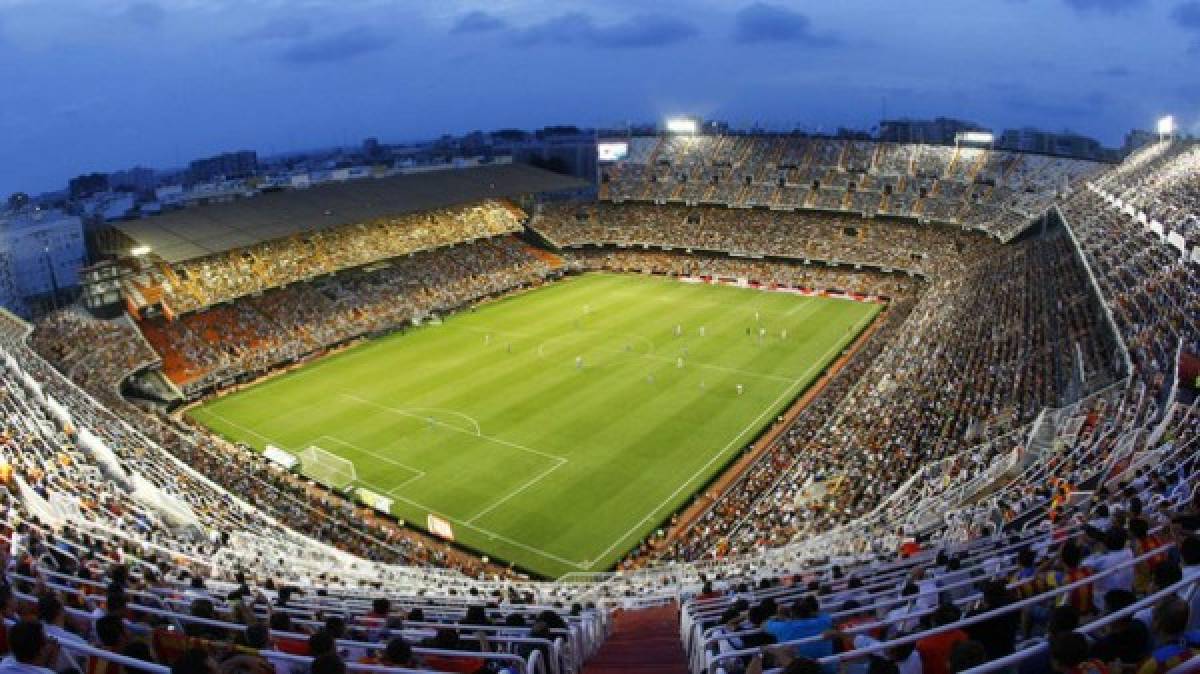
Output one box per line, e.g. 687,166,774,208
0,209,85,315
188,150,258,184
878,117,987,145
997,127,1117,161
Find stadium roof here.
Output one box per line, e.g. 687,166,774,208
114,163,588,264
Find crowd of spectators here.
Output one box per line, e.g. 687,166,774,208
1060,185,1199,402
18,306,516,585
601,135,1100,241
0,524,589,674
684,413,1200,673
1093,139,1200,248
29,311,160,395
139,237,550,395
534,203,973,278
150,200,525,313
564,249,920,300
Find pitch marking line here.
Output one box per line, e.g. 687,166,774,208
194,410,588,569
466,457,568,524
336,393,567,463
376,487,590,569
784,297,822,318
197,409,279,446
584,308,879,566
398,407,482,436
314,435,427,490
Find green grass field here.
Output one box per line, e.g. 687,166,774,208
188,273,881,578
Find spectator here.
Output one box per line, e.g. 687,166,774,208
0,621,60,674
914,604,967,674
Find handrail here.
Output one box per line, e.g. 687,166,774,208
962,574,1197,674
706,541,1172,672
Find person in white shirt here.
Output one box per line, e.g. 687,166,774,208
0,621,60,674
36,595,83,674
849,633,922,674
1087,503,1111,533
1082,528,1134,612
885,584,923,636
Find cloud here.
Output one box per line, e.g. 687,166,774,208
281,26,393,64
243,16,312,42
1172,1,1200,28
451,10,506,34
1062,0,1146,14
1171,1,1200,52
122,1,165,28
1093,65,1131,77
992,82,1109,118
515,11,697,48
732,3,837,45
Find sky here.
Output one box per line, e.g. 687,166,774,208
0,0,1196,196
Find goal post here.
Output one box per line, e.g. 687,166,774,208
297,445,357,490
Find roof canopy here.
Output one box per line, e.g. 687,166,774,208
114,163,587,263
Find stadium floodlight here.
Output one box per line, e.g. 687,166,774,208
665,117,698,134
956,131,994,146
131,245,152,257
1157,115,1176,136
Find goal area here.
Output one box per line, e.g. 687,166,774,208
297,445,357,489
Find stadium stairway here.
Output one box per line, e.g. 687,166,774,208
581,603,689,674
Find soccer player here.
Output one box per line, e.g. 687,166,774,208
484,334,491,345
754,311,760,323
575,355,583,370
781,328,788,339
699,326,706,337
506,343,512,354
674,324,682,337
676,357,684,369
736,384,744,396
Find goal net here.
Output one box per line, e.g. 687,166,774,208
297,445,357,490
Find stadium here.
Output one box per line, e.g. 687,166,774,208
1,3,1199,674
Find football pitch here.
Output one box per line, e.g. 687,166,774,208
188,273,881,578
